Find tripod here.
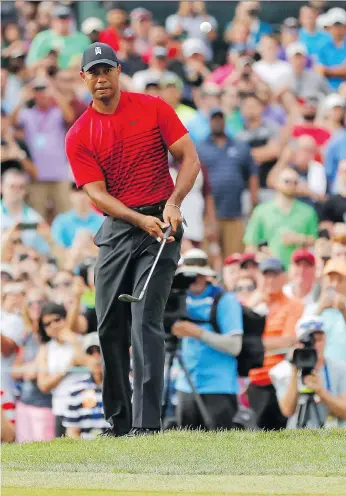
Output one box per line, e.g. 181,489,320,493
162,334,214,430
296,392,324,429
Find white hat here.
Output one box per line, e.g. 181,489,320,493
182,38,207,58
316,13,329,30
324,93,346,111
286,42,307,58
176,248,216,277
3,282,25,295
83,332,100,352
325,8,346,27
296,316,325,340
81,17,104,35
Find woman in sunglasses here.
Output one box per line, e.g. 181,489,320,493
234,276,257,306
36,302,86,438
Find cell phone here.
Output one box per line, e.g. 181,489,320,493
18,222,38,230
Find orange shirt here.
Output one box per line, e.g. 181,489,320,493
249,293,304,386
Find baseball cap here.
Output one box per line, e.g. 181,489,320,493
200,82,222,97
324,93,346,111
152,46,168,58
325,7,346,26
286,42,307,58
81,17,104,35
122,28,136,41
182,38,207,58
53,5,72,19
240,253,258,267
296,316,325,340
324,259,346,277
83,332,100,352
209,107,224,119
292,249,315,266
160,73,183,90
130,7,152,21
224,253,242,266
282,17,299,30
176,248,216,278
81,42,120,72
259,258,285,274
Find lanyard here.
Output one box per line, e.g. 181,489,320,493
324,363,331,393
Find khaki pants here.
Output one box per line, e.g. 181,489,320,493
27,181,72,219
218,218,244,257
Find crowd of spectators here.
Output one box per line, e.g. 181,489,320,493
1,0,346,442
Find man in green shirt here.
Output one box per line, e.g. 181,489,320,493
244,168,318,268
27,5,90,70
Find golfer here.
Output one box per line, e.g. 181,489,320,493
66,43,200,436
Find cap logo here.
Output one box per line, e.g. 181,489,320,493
95,47,102,55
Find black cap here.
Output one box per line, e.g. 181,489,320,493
81,42,120,72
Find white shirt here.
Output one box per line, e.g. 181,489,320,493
306,160,327,196
283,283,316,316
253,60,293,91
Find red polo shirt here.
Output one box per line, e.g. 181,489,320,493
65,92,188,208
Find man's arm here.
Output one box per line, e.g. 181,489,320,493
1,335,17,358
278,366,299,418
48,83,75,124
319,390,346,421
251,140,280,165
322,65,346,78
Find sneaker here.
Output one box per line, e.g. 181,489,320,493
126,427,161,437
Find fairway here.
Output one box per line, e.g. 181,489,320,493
2,429,346,495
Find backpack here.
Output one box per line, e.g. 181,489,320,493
191,288,265,377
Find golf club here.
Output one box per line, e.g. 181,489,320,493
118,226,172,303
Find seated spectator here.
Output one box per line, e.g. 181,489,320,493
172,249,243,430
1,109,37,179
130,7,153,56
63,333,109,439
224,1,272,49
279,18,313,69
99,5,128,51
283,249,317,313
317,260,346,362
132,46,176,93
26,5,90,69
223,254,241,292
51,185,104,249
237,93,280,194
298,4,330,56
316,8,346,90
160,74,196,125
81,17,105,44
322,93,346,134
244,168,318,269
197,108,259,256
234,275,257,306
253,35,293,93
116,28,148,78
285,42,331,99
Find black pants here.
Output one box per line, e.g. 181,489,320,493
94,215,181,434
55,416,66,438
247,383,287,430
176,391,238,430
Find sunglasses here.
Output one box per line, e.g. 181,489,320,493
42,315,63,328
86,346,101,355
283,179,299,186
234,284,256,293
52,280,72,289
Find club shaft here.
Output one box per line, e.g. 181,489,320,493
139,238,168,299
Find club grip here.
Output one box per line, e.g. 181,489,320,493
164,225,172,239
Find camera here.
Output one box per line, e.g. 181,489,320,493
291,333,317,377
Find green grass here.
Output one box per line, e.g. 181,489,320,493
2,429,346,495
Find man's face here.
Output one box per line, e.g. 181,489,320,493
223,263,241,291
330,23,346,40
291,260,316,287
108,9,127,29
312,331,326,361
52,16,71,36
325,272,346,295
119,37,135,55
290,53,306,72
259,37,278,61
189,274,208,294
149,26,169,46
300,6,317,29
55,70,74,95
2,175,26,202
302,102,317,121
81,64,121,102
331,242,346,261
151,54,168,70
260,271,284,296
241,97,263,120
161,85,181,106
276,169,299,196
33,87,50,108
210,115,225,135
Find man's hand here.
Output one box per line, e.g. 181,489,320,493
137,215,175,243
72,276,86,299
172,320,202,339
304,371,323,394
282,231,305,246
163,204,182,237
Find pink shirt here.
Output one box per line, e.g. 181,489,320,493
207,64,233,87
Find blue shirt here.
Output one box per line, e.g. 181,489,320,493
324,129,346,193
316,37,346,89
187,111,235,144
321,309,346,363
197,136,257,218
176,285,243,395
51,209,104,248
298,28,330,56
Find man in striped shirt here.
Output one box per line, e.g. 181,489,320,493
63,333,110,439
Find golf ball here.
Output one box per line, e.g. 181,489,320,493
200,21,212,34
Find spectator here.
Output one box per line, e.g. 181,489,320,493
322,93,346,134
81,17,105,44
142,25,179,64
223,254,242,292
2,49,31,113
11,78,74,217
116,28,148,77
54,70,88,124
283,249,317,310
247,257,304,430
237,93,280,195
272,317,346,428
234,275,257,306
279,17,313,69
224,1,272,49
50,271,74,306
324,116,346,194
172,249,243,430
253,35,293,93
130,7,153,56
165,1,217,62
99,5,128,51
317,260,346,362
316,8,346,90
132,46,176,93
197,108,259,256
51,184,104,249
256,82,287,127
298,5,330,56
160,74,196,125
320,159,346,225
11,289,55,443
27,5,90,70
1,109,37,179
244,167,318,269
239,253,260,282
220,85,244,135
285,42,331,99
1,282,26,427
63,333,110,439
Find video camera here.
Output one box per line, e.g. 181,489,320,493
291,333,318,378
